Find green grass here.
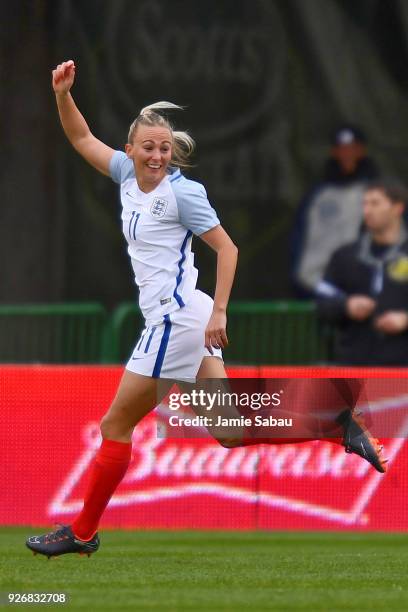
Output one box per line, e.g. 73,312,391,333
1,529,408,611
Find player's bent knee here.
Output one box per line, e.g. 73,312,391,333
100,415,114,439
100,414,132,440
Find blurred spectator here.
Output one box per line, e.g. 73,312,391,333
291,125,379,297
316,179,408,366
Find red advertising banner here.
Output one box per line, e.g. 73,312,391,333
1,366,407,530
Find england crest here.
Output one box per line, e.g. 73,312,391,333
151,197,168,218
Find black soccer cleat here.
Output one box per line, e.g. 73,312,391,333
26,525,100,558
337,409,388,473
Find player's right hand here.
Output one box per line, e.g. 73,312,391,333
52,60,76,95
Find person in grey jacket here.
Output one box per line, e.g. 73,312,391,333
316,179,408,365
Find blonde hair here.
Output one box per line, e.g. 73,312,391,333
127,102,195,168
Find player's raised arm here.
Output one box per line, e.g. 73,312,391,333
52,60,115,176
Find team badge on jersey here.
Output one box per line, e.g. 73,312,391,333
151,197,168,218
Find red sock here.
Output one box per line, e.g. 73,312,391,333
72,438,132,541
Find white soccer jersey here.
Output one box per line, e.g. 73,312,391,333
110,151,220,322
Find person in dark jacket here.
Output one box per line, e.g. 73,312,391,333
316,179,408,365
291,125,379,297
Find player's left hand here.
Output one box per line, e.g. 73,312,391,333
374,311,408,334
205,311,228,354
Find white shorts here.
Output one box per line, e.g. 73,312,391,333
125,289,223,381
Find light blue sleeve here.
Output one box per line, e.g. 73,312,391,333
109,151,135,184
172,177,220,235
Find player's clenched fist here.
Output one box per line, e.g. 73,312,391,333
52,60,76,94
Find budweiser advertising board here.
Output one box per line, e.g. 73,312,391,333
1,366,407,530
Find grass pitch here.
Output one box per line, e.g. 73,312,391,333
1,528,408,611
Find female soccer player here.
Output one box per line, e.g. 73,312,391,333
26,60,386,558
